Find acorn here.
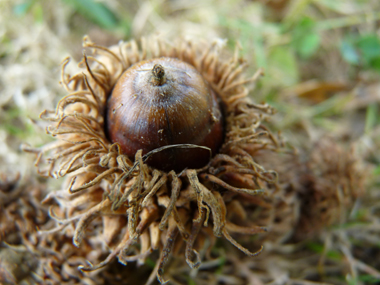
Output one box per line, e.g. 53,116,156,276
26,37,280,284
106,58,224,171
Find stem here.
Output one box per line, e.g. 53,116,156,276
151,64,166,86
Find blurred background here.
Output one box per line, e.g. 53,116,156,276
0,0,380,284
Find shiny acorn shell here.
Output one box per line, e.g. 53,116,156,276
106,57,224,171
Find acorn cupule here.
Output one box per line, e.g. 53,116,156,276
30,37,280,284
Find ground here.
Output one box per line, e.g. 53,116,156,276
0,0,379,284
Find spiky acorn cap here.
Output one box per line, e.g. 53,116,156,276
25,36,281,283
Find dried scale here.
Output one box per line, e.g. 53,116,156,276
0,172,124,285
25,36,283,283
231,138,367,247
0,173,42,285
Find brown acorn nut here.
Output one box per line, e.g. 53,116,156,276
106,57,224,172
